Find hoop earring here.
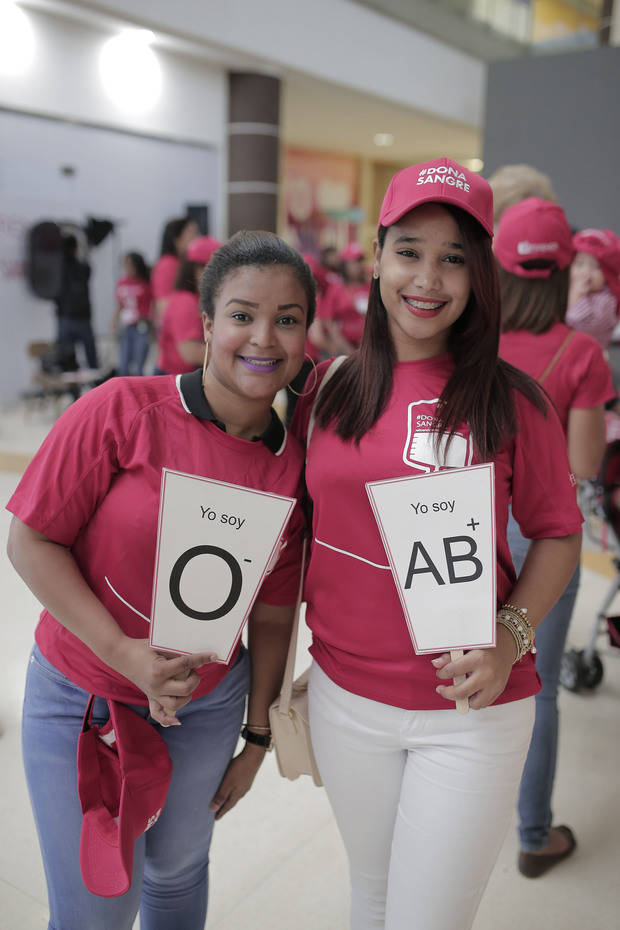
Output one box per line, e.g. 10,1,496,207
201,339,210,388
288,353,319,397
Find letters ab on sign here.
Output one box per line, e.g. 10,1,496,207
366,464,496,654
150,469,296,660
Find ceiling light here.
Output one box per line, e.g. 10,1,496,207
465,158,484,173
0,1,35,76
99,29,162,113
374,133,395,147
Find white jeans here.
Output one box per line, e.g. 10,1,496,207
309,662,535,930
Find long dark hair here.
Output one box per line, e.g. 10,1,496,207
499,264,570,334
126,251,150,283
316,204,546,460
174,257,201,294
200,230,316,327
159,217,194,257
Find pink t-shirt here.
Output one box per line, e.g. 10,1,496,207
7,373,305,704
156,290,203,375
499,322,615,431
115,276,152,326
151,255,179,301
291,354,583,710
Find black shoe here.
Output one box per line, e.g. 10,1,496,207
518,825,576,878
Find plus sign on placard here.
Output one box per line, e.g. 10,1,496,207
366,464,496,654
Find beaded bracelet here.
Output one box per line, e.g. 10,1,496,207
497,603,536,664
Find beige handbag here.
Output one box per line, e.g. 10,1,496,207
268,537,323,786
268,356,346,786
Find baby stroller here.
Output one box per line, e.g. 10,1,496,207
560,439,620,692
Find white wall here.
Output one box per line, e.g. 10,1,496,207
1,6,227,147
54,0,487,127
0,110,220,406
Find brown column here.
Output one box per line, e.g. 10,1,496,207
227,73,280,235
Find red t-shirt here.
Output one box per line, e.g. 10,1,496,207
7,371,305,704
499,322,615,431
291,354,583,710
156,290,203,375
115,276,152,326
151,255,179,301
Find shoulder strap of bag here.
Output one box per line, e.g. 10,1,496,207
538,330,575,385
277,355,347,716
307,354,347,447
277,536,307,717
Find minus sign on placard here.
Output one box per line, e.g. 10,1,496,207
244,559,252,563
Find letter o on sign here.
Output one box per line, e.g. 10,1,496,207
169,545,242,621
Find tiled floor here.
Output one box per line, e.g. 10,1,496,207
1,401,619,929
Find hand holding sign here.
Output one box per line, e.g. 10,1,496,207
366,464,497,714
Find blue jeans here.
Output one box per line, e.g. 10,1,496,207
57,317,99,370
507,512,580,852
22,643,250,930
118,322,151,376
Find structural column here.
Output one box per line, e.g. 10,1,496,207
227,73,280,234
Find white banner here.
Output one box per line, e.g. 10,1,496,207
150,469,296,660
366,464,496,654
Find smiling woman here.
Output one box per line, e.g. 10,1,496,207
290,158,584,930
6,229,316,928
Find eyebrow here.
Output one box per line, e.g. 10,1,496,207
225,298,306,312
392,235,464,251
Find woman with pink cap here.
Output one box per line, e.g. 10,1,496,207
495,199,615,878
292,159,583,929
155,235,221,375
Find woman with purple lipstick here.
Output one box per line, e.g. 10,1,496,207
8,230,315,930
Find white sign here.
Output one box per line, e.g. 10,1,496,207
150,469,296,660
366,464,496,654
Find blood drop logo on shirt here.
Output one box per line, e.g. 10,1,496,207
403,399,473,473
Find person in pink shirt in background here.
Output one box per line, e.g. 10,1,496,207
496,197,616,879
339,241,370,341
151,216,200,324
155,236,221,376
565,227,620,351
112,252,153,376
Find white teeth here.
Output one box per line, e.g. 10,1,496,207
243,357,278,367
405,298,444,310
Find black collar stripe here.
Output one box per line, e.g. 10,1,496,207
177,368,286,456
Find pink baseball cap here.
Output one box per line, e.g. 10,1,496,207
494,197,574,278
339,242,365,262
77,696,172,897
378,157,494,237
186,236,222,264
573,228,620,302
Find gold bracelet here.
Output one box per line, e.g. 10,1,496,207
497,603,536,663
497,615,523,664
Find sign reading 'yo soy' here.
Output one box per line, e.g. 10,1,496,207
149,469,296,660
366,464,497,655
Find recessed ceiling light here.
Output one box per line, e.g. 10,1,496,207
374,133,394,147
465,157,484,172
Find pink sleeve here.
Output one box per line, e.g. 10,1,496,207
6,385,124,546
511,393,583,539
569,339,616,409
152,257,179,300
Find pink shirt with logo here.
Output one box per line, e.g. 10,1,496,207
151,255,179,301
7,374,305,704
499,322,615,431
156,290,203,375
292,355,582,710
115,276,153,326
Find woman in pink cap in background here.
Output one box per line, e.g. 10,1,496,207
292,159,582,929
495,199,615,878
155,235,221,376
